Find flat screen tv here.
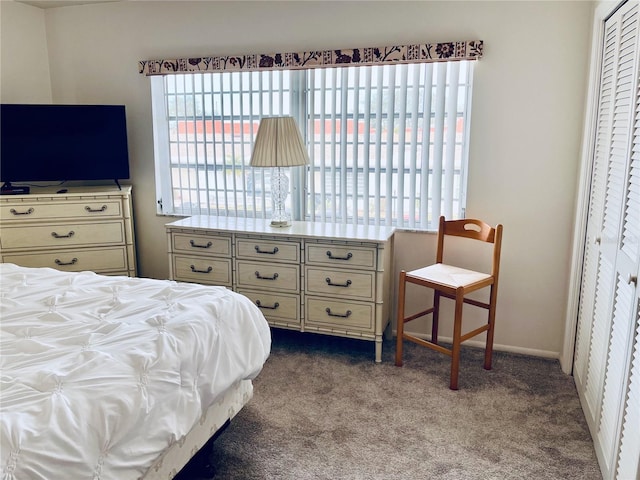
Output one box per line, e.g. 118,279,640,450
0,104,130,193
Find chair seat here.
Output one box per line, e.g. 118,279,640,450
407,263,492,289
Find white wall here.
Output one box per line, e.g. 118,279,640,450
0,1,594,359
0,0,51,102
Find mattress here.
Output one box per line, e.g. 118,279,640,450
0,263,271,479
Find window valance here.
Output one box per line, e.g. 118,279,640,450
138,40,483,76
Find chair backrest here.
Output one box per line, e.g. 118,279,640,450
436,216,503,279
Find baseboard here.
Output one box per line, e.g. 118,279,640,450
395,330,560,360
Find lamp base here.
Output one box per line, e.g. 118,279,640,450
270,219,291,228
269,167,292,228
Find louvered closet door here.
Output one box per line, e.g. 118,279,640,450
574,1,640,479
573,7,618,408
615,51,640,480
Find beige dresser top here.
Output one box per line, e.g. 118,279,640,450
0,185,132,202
166,215,396,243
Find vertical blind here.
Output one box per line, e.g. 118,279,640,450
151,59,474,229
304,61,472,227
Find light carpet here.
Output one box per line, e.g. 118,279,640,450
176,329,601,479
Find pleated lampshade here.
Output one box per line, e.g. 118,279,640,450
250,117,309,167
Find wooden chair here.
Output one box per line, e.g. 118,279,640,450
395,216,503,390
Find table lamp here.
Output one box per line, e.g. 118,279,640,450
250,116,309,227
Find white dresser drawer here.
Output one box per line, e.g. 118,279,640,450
305,267,375,301
305,297,374,332
172,233,231,257
306,243,376,269
237,289,300,325
2,246,129,272
0,221,126,249
0,199,123,222
236,260,300,293
172,255,232,286
236,238,300,263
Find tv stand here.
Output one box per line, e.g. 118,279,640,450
0,182,30,195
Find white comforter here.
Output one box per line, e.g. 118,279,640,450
0,263,271,479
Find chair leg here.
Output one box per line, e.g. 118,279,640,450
484,284,498,370
395,271,407,367
432,290,440,345
449,289,464,390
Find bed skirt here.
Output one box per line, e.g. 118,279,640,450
143,379,253,479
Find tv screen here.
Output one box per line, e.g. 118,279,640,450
0,104,130,187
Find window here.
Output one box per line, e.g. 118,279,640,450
151,60,474,230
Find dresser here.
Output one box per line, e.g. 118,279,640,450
0,186,137,276
166,215,395,362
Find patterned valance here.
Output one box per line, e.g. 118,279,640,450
139,40,483,76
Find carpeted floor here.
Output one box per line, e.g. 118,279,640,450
176,329,602,479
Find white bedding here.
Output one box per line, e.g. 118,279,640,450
0,263,271,479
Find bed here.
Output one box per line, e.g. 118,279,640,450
0,263,271,479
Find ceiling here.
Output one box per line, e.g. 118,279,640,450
16,0,120,9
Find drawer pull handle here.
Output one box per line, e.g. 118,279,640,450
326,250,353,261
326,308,352,318
51,230,75,239
255,271,279,281
55,258,78,266
326,277,352,288
10,208,34,216
255,246,279,255
256,300,280,310
85,205,107,213
190,265,213,274
190,240,213,249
